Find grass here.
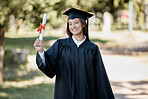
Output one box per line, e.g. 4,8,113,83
1,59,55,99
1,32,58,99
0,83,54,99
2,54,55,99
4,36,59,55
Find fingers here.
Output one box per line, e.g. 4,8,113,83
33,38,44,52
34,39,39,47
40,39,44,45
34,38,44,47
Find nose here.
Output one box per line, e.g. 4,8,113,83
71,25,75,28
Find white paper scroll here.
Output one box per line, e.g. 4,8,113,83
39,13,47,40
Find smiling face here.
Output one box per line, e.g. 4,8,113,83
68,18,84,36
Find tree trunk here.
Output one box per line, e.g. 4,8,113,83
0,29,4,83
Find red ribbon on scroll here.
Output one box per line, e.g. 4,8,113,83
37,23,45,34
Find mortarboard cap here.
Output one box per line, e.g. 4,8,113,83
63,8,93,20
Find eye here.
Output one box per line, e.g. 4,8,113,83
69,23,72,26
75,21,79,24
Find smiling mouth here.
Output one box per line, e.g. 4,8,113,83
72,28,78,32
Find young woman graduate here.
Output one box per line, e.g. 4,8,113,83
34,8,115,99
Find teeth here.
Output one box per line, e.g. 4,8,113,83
73,29,77,31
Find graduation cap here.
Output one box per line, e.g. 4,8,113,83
63,8,93,20
63,8,93,40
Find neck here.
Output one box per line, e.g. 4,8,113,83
73,33,84,41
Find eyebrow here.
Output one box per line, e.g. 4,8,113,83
68,19,79,23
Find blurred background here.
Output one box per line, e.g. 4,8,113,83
0,0,148,99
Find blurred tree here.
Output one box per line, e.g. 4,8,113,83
20,0,67,29
75,0,127,14
68,0,129,25
0,0,67,83
133,0,147,29
0,0,25,83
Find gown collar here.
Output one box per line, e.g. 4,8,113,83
72,35,86,47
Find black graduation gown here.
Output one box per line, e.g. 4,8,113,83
36,38,115,99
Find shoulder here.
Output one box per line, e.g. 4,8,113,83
47,38,71,51
54,38,72,46
84,40,99,50
84,41,102,58
58,38,70,43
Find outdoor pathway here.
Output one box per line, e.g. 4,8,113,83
102,54,148,99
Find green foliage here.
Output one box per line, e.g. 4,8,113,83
133,0,147,26
22,0,67,28
0,0,67,30
0,0,24,28
0,0,147,30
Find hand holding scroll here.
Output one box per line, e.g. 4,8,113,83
34,38,44,53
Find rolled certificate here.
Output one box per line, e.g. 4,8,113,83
39,13,47,40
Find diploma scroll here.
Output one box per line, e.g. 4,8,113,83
37,13,47,40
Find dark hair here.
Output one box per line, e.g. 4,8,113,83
66,18,90,41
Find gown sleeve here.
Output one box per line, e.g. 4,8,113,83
36,40,60,78
94,46,115,99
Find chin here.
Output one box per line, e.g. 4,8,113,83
72,32,79,35
71,31,82,35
